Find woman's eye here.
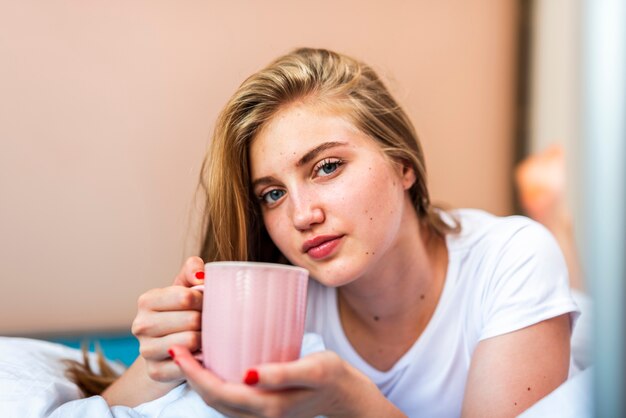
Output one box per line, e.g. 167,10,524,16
261,189,286,204
314,159,344,177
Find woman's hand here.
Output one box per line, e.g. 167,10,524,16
102,257,206,406
131,256,206,383
169,345,405,418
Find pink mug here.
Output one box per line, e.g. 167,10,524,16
193,261,309,382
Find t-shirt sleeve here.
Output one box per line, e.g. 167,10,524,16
478,221,580,341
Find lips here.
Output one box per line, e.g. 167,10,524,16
302,235,344,260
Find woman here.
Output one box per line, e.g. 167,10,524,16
96,48,578,417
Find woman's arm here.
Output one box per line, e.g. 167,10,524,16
102,356,179,406
461,314,571,417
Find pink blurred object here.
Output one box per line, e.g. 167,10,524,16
515,144,566,223
197,262,308,382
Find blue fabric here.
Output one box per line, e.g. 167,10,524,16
48,333,138,366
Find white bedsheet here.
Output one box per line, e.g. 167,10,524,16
0,334,324,418
49,382,228,418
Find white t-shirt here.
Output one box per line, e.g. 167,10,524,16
304,209,580,417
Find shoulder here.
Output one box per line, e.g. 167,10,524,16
446,208,560,261
443,211,576,340
448,208,568,284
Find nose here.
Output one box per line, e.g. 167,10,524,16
291,190,325,231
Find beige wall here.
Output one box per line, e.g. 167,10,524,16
528,0,585,252
0,1,518,334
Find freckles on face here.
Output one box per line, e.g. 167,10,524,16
249,103,410,285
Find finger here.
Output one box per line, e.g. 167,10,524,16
134,310,201,338
139,331,201,360
170,345,261,414
137,286,203,312
251,351,341,390
169,344,224,389
173,256,206,287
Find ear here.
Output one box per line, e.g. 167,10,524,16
400,162,417,190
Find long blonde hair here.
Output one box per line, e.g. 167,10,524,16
197,47,457,263
67,47,458,396
199,48,458,262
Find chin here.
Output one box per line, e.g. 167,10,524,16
310,274,354,288
304,257,367,288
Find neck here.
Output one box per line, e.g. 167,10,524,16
338,205,448,336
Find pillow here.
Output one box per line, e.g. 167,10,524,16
0,337,125,418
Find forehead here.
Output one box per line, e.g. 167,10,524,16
249,103,373,170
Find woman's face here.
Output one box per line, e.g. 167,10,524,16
249,102,416,286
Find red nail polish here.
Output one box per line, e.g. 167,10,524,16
244,369,259,385
195,271,205,280
168,348,176,359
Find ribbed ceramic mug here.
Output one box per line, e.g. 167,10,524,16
195,261,309,382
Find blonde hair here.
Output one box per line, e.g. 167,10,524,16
63,342,121,397
198,47,457,263
67,47,458,396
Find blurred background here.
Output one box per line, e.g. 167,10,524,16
0,0,624,415
0,1,518,334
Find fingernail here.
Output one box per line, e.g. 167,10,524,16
244,369,259,385
195,271,205,280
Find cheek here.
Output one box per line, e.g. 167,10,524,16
339,166,404,224
261,210,293,254
344,172,407,262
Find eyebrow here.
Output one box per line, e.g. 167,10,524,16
251,141,348,191
296,141,348,167
251,175,279,191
